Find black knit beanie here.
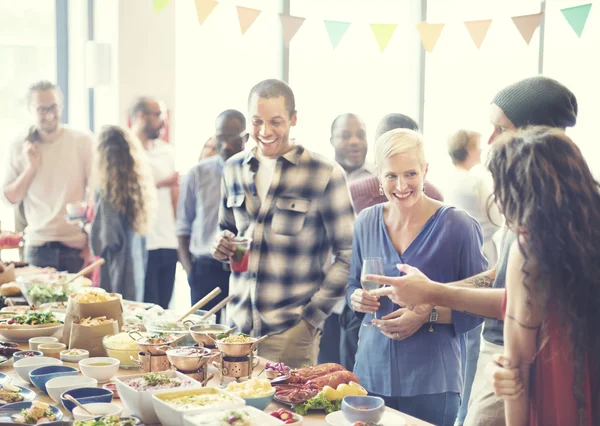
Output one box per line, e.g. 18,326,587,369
492,76,578,129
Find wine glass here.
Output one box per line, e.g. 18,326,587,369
361,257,384,326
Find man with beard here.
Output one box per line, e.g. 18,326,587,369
177,110,248,321
2,80,93,272
130,97,179,307
212,80,354,367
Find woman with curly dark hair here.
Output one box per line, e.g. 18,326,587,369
483,126,599,426
90,125,156,301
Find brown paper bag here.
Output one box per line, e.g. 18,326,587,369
69,320,119,357
61,293,124,344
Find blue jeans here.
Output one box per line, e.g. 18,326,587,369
318,313,341,364
25,242,83,273
371,391,460,426
457,324,482,425
144,249,178,308
189,257,230,323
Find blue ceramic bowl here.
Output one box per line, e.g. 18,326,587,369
13,350,43,363
0,373,7,385
61,387,114,413
0,401,63,423
0,385,37,405
29,365,79,393
341,395,385,424
242,389,276,411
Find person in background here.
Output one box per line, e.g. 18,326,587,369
199,136,217,161
130,97,179,308
319,113,369,366
348,128,485,426
90,126,156,301
339,112,444,373
177,110,247,322
212,79,354,368
445,129,503,426
364,76,579,426
349,113,443,214
2,80,93,272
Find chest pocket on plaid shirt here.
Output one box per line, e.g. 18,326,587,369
272,197,311,236
227,194,250,232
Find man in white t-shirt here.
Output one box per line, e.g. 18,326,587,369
2,80,93,272
130,97,179,308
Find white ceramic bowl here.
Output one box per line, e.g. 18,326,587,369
72,402,122,421
115,370,201,424
184,406,285,426
13,356,63,384
29,337,59,351
60,349,90,363
79,357,120,384
46,375,98,403
152,387,245,426
0,324,63,343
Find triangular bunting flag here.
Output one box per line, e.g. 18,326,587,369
416,22,445,52
561,3,593,38
236,6,261,35
153,0,169,13
370,24,397,52
464,19,492,49
512,13,543,45
280,14,306,47
194,0,218,25
324,20,351,49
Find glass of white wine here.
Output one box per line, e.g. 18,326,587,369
361,257,384,326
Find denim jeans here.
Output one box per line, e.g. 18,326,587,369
188,257,230,323
144,249,178,308
371,391,461,426
25,242,83,273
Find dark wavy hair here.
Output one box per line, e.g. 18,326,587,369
487,126,600,425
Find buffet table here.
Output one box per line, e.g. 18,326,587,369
0,345,433,426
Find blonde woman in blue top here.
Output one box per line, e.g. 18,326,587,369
346,129,486,426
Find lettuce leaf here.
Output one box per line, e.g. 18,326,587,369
291,392,341,416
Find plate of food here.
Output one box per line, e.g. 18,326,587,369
184,406,284,426
0,311,63,342
72,416,141,426
325,410,406,426
0,401,63,424
0,384,36,405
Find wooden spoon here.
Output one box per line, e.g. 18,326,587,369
64,394,94,416
198,295,234,322
176,287,222,323
64,258,105,285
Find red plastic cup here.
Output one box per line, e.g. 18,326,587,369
230,239,252,273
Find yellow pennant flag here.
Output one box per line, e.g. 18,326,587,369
236,6,261,35
512,12,543,45
280,14,306,47
416,22,445,52
194,0,218,25
464,19,492,49
153,0,169,13
370,24,398,52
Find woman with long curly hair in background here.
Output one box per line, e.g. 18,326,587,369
90,125,156,301
487,126,599,426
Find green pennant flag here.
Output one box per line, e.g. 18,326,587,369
370,24,398,52
153,0,169,13
324,20,351,49
561,3,593,38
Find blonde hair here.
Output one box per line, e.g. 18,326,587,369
92,126,156,235
374,128,426,170
447,129,480,165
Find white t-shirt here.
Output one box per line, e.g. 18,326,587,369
145,139,178,250
255,150,278,203
2,126,93,249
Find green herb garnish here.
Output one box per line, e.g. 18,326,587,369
291,392,342,416
142,373,170,387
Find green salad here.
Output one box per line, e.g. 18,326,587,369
7,311,60,325
292,392,342,415
73,416,137,426
26,283,73,304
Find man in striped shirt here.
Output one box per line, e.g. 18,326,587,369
212,79,355,367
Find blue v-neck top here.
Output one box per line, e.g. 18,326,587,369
345,204,487,397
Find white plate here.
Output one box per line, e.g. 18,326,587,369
0,324,63,342
325,409,406,426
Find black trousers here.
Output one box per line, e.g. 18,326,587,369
339,304,362,371
144,249,178,308
189,257,230,323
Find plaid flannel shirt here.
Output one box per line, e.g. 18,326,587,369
219,145,355,336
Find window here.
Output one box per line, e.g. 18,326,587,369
0,0,57,232
289,0,421,160
174,0,283,172
424,0,542,186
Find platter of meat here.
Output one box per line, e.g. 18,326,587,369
272,363,359,406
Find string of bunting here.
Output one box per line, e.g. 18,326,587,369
154,1,594,52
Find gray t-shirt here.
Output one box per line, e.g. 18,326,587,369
481,227,517,346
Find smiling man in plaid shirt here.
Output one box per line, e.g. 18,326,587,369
212,79,355,367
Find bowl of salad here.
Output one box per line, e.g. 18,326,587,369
17,273,92,307
0,311,63,342
143,310,216,346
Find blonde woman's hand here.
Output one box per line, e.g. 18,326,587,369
372,307,429,341
350,288,380,314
